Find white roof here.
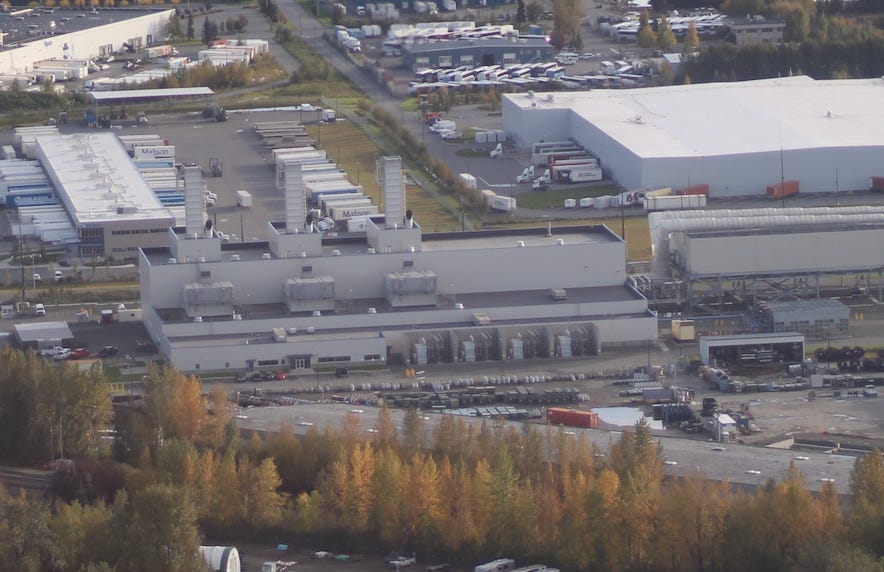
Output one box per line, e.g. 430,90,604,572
506,76,884,158
36,133,173,225
89,87,214,102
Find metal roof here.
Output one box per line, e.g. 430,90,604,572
13,321,73,342
89,87,214,103
35,132,173,226
504,76,884,158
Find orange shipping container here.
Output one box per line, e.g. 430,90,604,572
680,184,709,196
547,407,599,429
766,179,799,197
871,176,884,191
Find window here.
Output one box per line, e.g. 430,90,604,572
225,362,230,368
258,359,280,366
319,355,351,363
195,364,200,369
438,55,452,68
302,265,313,273
200,270,211,278
363,354,381,361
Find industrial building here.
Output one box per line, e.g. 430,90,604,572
402,37,555,71
138,157,657,374
728,16,786,46
501,76,884,196
699,332,805,367
647,206,884,310
0,8,174,77
0,8,174,78
31,132,175,258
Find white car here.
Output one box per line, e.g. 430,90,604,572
663,460,678,466
439,130,460,140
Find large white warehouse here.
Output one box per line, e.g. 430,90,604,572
502,76,884,197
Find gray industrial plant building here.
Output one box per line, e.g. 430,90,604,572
139,157,657,374
402,38,555,71
647,206,884,310
501,76,884,196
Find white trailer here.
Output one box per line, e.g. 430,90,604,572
553,164,603,184
458,173,477,190
643,194,707,211
328,203,380,220
489,194,517,212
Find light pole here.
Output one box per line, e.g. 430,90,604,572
356,161,360,184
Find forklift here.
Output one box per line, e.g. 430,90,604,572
209,158,222,177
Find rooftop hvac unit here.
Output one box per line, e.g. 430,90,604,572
168,258,177,264
231,254,240,261
312,310,322,317
193,316,203,322
332,249,342,256
367,307,377,313
261,253,271,259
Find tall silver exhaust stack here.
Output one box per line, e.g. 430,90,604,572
183,164,203,238
382,156,404,229
284,160,305,233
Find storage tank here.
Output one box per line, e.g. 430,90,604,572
199,546,241,572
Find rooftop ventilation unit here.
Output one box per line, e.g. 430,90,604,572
231,254,240,261
261,253,271,259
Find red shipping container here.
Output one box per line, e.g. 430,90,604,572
547,407,599,429
871,176,884,191
679,184,709,196
766,180,799,197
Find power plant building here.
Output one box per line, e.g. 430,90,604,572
139,158,657,374
502,76,884,196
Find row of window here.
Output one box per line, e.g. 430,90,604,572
110,228,166,235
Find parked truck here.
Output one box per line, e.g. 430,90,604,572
236,190,252,208
475,559,515,572
552,165,602,183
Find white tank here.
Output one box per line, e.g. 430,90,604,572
199,546,241,572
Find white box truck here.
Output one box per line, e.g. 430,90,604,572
236,190,252,208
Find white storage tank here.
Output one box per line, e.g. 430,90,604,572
563,198,577,208
199,546,241,572
579,197,593,208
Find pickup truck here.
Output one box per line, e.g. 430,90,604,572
389,556,416,568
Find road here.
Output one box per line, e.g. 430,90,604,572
234,401,856,493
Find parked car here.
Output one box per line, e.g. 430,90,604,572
250,372,263,382
235,372,248,383
261,371,275,381
54,270,64,282
97,345,118,358
67,348,90,360
34,303,46,317
274,371,287,380
863,384,878,398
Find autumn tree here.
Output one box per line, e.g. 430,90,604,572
0,486,63,572
657,17,677,50
850,448,884,555
683,20,700,52
637,11,657,49
122,483,201,572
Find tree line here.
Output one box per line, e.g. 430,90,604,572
0,348,883,571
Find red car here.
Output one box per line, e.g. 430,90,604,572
67,348,90,360
274,371,287,380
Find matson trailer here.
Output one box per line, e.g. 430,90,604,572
319,194,368,212
550,156,599,169
546,152,594,168
328,203,380,220
553,165,603,184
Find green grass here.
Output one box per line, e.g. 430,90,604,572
515,184,623,209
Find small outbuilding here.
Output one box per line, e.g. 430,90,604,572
698,332,805,367
12,321,74,351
